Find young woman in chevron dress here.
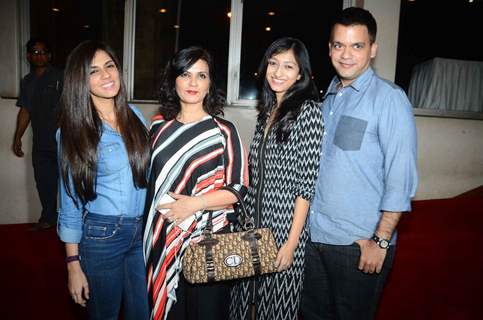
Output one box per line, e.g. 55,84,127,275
230,37,324,320
143,46,248,320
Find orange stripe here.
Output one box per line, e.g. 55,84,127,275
152,216,165,247
147,265,153,292
153,262,166,301
214,119,234,184
165,227,181,247
194,169,225,193
154,288,167,320
174,148,224,194
152,119,174,148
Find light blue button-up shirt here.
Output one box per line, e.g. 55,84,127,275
57,105,147,243
309,67,418,245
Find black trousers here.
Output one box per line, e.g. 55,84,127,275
301,240,395,320
167,273,231,320
32,150,58,224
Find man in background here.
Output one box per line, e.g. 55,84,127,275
12,37,63,230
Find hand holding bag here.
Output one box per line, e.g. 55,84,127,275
182,186,278,284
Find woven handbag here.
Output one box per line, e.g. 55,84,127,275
182,186,278,284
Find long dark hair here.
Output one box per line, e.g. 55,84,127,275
59,40,149,205
257,37,319,143
158,46,225,120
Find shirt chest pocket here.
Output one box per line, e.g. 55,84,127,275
97,142,128,175
333,115,368,151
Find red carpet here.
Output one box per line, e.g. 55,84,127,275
0,195,482,319
0,224,86,320
377,197,483,320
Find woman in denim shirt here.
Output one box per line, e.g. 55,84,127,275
57,40,150,319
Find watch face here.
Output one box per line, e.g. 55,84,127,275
379,239,390,249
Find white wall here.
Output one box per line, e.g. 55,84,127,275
1,98,40,223
364,0,401,82
415,116,483,199
2,97,482,224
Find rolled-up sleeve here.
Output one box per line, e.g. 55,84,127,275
378,90,418,212
293,101,324,202
56,130,84,243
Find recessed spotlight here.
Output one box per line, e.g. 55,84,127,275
265,26,271,32
268,11,275,16
159,8,167,13
227,12,232,18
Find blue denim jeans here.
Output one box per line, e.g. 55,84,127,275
80,213,149,320
301,240,395,320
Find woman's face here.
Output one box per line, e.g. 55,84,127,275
265,49,301,102
89,50,120,106
175,59,210,109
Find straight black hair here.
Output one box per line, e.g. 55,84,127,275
257,37,319,143
59,40,149,206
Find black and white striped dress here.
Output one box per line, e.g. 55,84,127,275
143,114,248,320
230,100,323,320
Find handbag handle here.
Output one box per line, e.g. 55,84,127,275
220,185,255,230
202,185,254,238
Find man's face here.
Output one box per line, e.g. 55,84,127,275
27,42,50,68
328,24,377,87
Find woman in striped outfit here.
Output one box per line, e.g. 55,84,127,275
143,46,248,320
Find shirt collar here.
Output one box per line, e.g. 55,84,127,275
324,66,374,98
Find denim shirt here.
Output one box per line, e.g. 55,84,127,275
57,105,148,243
309,67,418,245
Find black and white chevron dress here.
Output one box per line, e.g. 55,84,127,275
230,100,323,320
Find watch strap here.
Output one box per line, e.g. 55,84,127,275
65,255,81,263
371,234,390,249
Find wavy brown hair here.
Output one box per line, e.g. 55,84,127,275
58,40,149,206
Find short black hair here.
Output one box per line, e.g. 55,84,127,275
332,7,377,43
26,37,51,53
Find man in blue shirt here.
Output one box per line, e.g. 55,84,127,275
301,7,418,320
12,38,63,230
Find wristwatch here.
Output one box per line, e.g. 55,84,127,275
371,234,390,249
